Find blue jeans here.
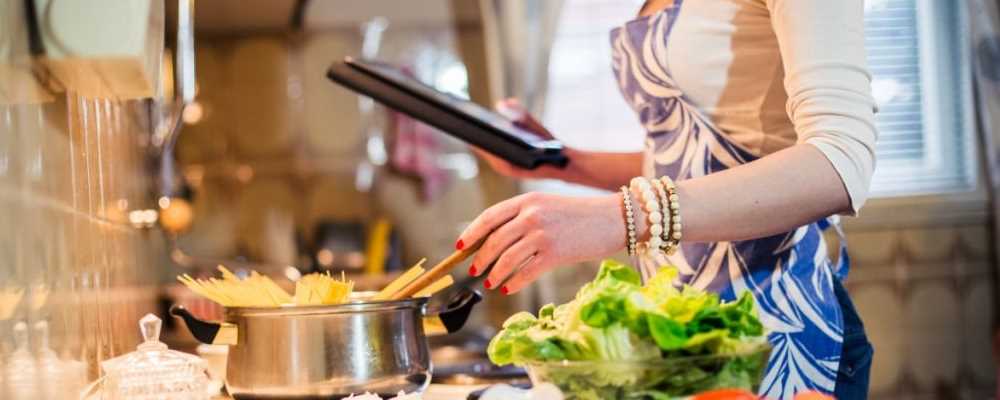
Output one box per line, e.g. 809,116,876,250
833,279,874,399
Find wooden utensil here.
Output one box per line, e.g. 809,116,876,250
389,238,486,300
372,260,426,301
413,275,455,298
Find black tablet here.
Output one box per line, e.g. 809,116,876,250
327,57,569,170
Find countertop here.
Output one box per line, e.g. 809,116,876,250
212,384,490,400
422,384,490,399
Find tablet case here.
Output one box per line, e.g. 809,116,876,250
327,57,569,170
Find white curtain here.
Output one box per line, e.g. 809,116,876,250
480,0,565,115
478,0,565,309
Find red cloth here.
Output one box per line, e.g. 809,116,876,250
388,67,450,201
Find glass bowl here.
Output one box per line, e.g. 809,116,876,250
524,343,771,400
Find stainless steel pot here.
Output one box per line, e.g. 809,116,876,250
171,290,480,399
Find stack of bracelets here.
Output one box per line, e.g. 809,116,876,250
620,176,682,257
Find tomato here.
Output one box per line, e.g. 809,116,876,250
794,391,834,400
691,389,758,400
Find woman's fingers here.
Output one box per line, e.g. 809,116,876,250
499,255,546,295
486,236,539,291
496,98,554,140
468,215,530,277
515,114,554,140
495,98,527,122
456,195,525,252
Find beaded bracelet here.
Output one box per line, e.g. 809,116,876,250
651,178,672,252
660,176,682,254
620,186,638,256
630,177,666,255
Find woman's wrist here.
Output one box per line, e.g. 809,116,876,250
608,189,649,254
557,149,644,190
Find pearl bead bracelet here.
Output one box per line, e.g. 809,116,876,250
651,178,672,252
620,186,638,256
630,177,667,255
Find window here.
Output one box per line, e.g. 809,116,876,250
540,0,976,198
865,0,977,197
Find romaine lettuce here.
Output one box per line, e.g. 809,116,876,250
487,260,770,399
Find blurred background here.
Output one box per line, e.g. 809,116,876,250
1,0,1000,398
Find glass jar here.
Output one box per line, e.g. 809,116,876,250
99,314,209,400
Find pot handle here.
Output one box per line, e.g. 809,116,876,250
169,305,238,345
425,289,482,334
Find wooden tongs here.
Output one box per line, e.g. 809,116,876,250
378,237,486,301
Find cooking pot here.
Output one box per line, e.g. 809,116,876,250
170,290,480,399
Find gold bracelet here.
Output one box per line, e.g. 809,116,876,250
660,176,682,255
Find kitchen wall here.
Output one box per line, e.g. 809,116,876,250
0,1,166,396
0,94,165,391
841,194,997,399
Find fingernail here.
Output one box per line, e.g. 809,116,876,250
468,264,477,276
501,286,510,295
483,280,492,289
455,239,465,250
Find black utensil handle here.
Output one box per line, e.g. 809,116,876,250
169,305,237,345
466,383,533,400
429,289,482,334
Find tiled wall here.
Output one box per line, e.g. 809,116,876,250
0,94,163,396
843,218,997,399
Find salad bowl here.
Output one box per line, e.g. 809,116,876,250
524,343,771,400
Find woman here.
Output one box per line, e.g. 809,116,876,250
458,0,876,398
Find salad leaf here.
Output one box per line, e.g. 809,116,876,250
646,312,687,351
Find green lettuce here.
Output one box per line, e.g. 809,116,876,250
487,260,770,399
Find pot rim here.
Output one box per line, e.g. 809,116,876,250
224,291,429,316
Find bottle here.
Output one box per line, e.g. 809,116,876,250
4,322,38,400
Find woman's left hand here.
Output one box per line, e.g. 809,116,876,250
456,192,627,295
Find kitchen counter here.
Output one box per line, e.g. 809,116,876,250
422,384,490,399
212,384,490,400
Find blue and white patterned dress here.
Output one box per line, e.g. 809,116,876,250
611,3,849,398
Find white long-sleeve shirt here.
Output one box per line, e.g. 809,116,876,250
664,0,878,213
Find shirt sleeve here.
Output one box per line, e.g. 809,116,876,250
765,0,879,214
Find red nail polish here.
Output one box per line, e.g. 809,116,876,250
483,280,492,289
456,239,465,250
501,286,510,295
468,265,477,276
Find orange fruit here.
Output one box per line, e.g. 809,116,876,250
692,389,758,400
794,391,834,400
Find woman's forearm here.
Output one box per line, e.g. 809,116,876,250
560,149,643,191
673,144,851,242
456,144,852,293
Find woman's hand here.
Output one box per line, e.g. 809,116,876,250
474,99,644,190
456,192,627,295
